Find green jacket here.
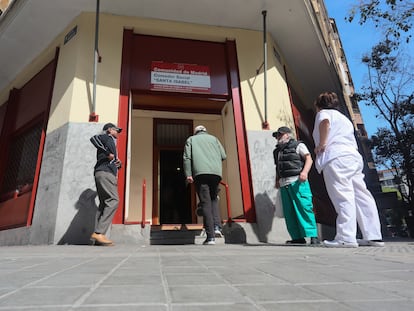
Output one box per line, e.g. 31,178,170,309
183,131,227,178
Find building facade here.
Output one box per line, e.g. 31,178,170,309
0,0,370,245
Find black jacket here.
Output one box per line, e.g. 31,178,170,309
273,139,304,178
90,133,119,176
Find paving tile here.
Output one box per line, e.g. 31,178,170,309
260,301,355,311
235,284,327,302
35,273,105,286
165,273,224,286
345,299,414,311
171,303,258,310
304,283,402,302
102,274,163,286
0,241,412,310
361,280,414,299
0,287,86,307
82,285,166,305
218,271,287,285
169,284,246,303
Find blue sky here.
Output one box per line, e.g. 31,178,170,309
324,0,389,137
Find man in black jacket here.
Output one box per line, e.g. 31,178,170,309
273,126,319,245
90,123,122,246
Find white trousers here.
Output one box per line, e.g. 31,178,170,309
323,154,382,243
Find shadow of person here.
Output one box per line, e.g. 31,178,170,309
252,192,276,242
58,188,97,245
222,221,247,244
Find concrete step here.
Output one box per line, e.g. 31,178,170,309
111,221,278,245
150,226,225,245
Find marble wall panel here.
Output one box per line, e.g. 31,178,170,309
30,122,102,245
247,130,289,243
29,124,69,244
54,122,101,244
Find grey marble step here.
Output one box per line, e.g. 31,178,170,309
150,226,224,245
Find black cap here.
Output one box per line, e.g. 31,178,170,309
272,126,291,137
103,123,122,133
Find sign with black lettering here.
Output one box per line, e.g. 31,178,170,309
150,61,211,94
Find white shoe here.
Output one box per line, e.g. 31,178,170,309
323,239,358,248
357,239,385,247
214,229,223,238
203,238,215,245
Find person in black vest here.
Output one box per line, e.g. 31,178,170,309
90,123,122,246
273,126,319,245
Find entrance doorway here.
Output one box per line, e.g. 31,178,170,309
154,119,194,225
159,150,191,224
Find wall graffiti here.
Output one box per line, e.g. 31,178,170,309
247,130,287,242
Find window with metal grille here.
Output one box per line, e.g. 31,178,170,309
1,122,42,193
156,123,191,146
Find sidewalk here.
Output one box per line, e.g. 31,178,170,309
0,239,413,311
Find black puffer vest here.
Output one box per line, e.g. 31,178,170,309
273,139,304,178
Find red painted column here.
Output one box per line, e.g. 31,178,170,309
225,40,256,223
113,29,133,224
27,48,60,226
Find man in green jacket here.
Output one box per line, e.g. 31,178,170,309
183,125,227,245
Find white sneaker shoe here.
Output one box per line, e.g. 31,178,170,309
203,238,215,245
323,239,358,248
357,239,385,247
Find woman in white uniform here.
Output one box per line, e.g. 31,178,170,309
312,92,384,248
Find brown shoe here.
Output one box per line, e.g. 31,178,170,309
91,233,113,246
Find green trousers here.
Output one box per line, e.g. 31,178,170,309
280,180,318,239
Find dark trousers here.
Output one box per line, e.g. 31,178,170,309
195,174,221,239
201,188,221,230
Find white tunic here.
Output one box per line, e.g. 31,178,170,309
312,109,358,173
312,109,382,243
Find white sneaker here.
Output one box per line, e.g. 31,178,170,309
323,239,358,248
203,238,215,245
357,239,385,247
214,229,223,238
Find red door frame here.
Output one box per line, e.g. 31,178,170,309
27,48,60,226
114,30,256,224
0,48,59,230
225,40,255,223
113,29,133,224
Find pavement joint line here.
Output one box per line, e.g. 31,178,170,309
170,301,258,307
0,305,72,310
0,257,97,301
350,280,408,284
258,299,335,304
69,254,132,309
75,302,168,308
1,260,54,276
158,247,173,311
268,281,354,286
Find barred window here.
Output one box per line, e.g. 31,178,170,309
156,123,191,146
1,122,42,193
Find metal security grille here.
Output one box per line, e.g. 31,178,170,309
156,123,191,146
1,123,42,193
